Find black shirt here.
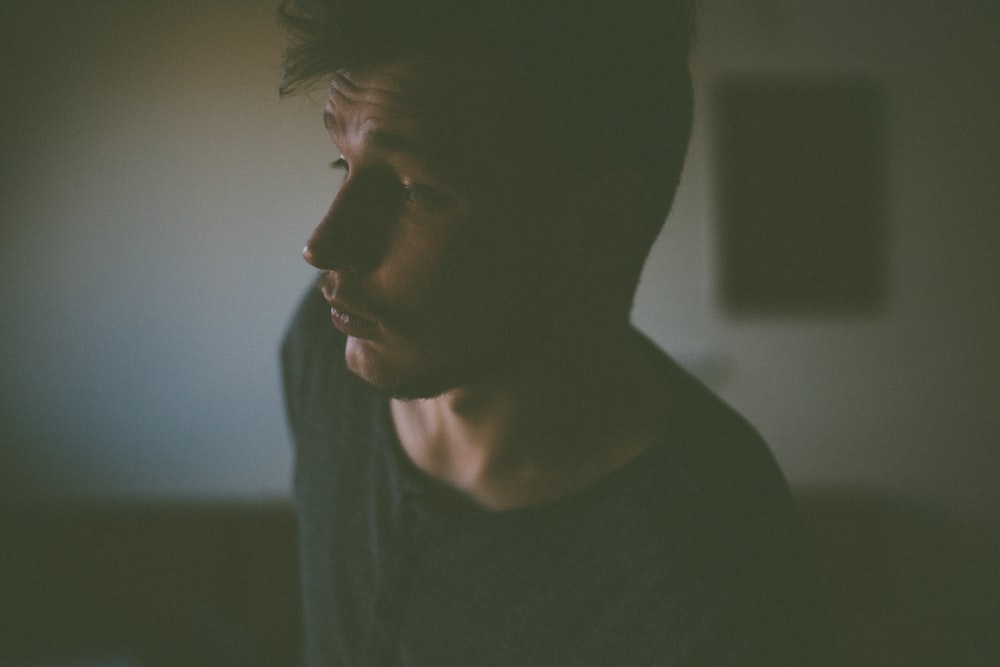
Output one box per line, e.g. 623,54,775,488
282,287,836,665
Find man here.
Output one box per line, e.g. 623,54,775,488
278,1,836,664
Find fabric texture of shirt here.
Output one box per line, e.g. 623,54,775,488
281,286,836,666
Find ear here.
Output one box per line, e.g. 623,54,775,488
573,167,656,264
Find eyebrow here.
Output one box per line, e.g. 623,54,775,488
323,110,430,157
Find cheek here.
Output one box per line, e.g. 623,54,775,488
388,238,509,342
374,231,486,336
385,205,562,328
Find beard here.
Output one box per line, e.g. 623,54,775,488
314,261,571,400
341,321,526,401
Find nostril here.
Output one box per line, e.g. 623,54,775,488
303,230,338,270
302,219,381,272
302,218,343,270
302,240,322,269
304,178,390,272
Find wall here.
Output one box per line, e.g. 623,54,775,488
1,1,327,500
631,1,1000,662
637,0,1000,533
1,1,998,662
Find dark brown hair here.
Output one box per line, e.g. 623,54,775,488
278,0,696,230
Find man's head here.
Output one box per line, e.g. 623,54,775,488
279,0,695,398
280,0,695,228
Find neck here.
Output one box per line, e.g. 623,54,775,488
390,323,673,510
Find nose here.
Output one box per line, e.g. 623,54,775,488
303,175,390,272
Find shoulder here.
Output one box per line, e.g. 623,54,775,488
614,335,837,660
644,337,798,543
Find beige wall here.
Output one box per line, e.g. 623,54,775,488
1,1,325,499
0,0,1000,516
1,2,998,659
640,0,1000,532
632,2,1000,661
1,0,996,517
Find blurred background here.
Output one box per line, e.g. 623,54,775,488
1,1,998,665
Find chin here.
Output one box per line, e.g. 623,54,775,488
343,315,544,398
344,336,465,400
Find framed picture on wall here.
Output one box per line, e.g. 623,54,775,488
714,76,887,316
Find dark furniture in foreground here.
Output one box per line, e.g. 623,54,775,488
0,502,301,667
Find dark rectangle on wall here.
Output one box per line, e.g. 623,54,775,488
715,76,887,315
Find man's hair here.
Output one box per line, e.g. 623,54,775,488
278,0,695,232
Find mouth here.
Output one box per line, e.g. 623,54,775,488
327,300,380,339
317,273,383,339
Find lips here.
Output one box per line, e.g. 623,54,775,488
326,299,380,339
317,274,383,338
330,302,374,326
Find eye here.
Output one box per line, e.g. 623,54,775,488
327,156,447,211
400,180,446,209
402,183,442,206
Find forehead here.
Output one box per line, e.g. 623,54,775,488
327,58,439,119
327,56,497,134
326,55,527,163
